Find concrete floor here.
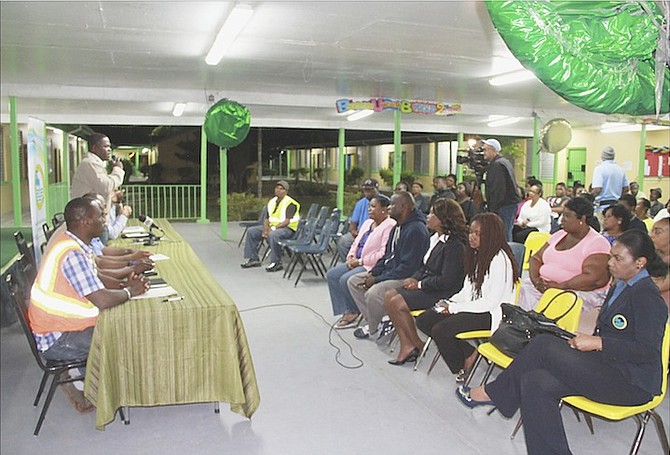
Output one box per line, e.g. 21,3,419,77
1,221,668,454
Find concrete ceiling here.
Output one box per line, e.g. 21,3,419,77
1,1,612,137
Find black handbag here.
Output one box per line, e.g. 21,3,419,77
489,290,578,357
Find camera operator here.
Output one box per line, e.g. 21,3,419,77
481,138,521,242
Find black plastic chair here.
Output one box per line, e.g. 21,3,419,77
51,212,65,229
14,231,36,273
5,273,88,436
238,207,267,248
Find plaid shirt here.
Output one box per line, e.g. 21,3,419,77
34,232,104,351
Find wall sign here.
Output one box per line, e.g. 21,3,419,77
336,98,461,116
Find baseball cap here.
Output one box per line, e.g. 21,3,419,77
361,178,379,189
481,138,501,152
276,180,290,191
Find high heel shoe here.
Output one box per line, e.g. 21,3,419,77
455,386,495,408
388,347,420,366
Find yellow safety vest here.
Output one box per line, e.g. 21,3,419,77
29,232,99,334
267,196,300,231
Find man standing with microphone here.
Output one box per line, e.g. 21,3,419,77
481,138,521,242
71,133,125,245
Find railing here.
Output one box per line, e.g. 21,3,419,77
124,184,201,220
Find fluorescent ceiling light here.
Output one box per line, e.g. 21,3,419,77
489,70,536,86
172,102,186,117
347,110,374,121
205,4,254,65
601,122,669,133
488,117,521,127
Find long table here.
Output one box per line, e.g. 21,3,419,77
84,221,260,429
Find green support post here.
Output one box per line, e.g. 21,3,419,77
337,128,345,212
638,124,646,190
62,131,70,191
10,96,22,226
286,150,291,180
42,124,50,221
198,127,210,223
220,147,228,240
456,132,464,182
531,115,540,181
134,150,140,177
393,110,402,186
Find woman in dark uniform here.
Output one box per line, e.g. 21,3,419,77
457,229,668,455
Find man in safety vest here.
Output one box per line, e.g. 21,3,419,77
241,180,301,272
29,197,149,368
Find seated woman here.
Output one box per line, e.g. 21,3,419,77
519,197,611,331
415,213,519,382
457,229,668,455
601,203,630,245
327,197,396,328
512,183,552,243
383,198,467,365
650,215,670,311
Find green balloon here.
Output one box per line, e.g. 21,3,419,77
204,99,251,148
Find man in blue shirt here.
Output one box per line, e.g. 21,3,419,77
591,146,629,216
336,178,383,261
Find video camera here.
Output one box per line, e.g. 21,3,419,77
456,143,488,182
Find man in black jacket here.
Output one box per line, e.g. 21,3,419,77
347,192,430,339
482,138,521,241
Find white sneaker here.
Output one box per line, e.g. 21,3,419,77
73,381,84,391
68,368,81,379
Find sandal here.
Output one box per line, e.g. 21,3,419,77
335,313,361,329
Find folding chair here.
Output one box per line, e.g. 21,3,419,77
5,273,88,436
562,324,670,455
285,218,337,286
522,231,550,271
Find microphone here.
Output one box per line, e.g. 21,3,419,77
138,214,161,231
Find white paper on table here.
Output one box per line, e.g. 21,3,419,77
149,253,170,261
131,285,177,300
122,226,146,234
123,232,150,238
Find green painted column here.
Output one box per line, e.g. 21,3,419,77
531,115,540,180
10,96,22,226
638,124,646,190
134,150,140,176
337,128,345,211
286,149,291,180
393,110,402,186
42,123,51,221
62,131,70,191
198,127,210,223
219,147,228,240
456,132,464,181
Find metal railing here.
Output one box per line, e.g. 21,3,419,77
124,184,201,220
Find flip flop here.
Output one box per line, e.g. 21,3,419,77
334,313,361,329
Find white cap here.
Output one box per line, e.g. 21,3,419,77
653,208,669,222
481,138,501,152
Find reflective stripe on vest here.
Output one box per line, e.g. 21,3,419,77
267,196,300,231
29,233,99,333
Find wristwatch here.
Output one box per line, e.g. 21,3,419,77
271,226,276,231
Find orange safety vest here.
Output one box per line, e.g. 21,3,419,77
29,232,99,334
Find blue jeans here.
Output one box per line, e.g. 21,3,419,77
326,263,365,316
496,203,518,242
42,327,94,374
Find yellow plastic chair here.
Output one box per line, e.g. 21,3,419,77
387,309,425,353
562,324,670,455
419,280,522,374
522,231,551,271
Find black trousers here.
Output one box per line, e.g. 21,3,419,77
486,335,652,455
415,310,491,374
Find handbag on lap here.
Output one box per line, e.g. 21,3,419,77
489,290,577,357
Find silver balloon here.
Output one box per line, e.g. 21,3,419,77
539,118,572,154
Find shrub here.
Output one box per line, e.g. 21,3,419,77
291,181,330,197
345,166,365,186
227,192,266,221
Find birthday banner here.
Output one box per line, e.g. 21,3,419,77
336,98,461,116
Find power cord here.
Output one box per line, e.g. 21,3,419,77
239,303,364,369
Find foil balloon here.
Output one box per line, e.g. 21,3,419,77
204,99,251,148
540,118,572,154
486,1,670,116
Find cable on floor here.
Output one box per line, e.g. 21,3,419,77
239,303,364,369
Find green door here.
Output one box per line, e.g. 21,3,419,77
566,147,586,187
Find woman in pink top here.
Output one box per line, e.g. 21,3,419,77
327,197,396,328
519,197,611,320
